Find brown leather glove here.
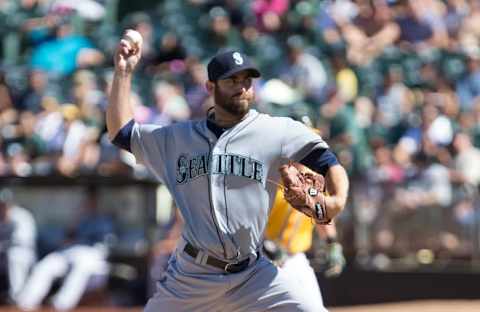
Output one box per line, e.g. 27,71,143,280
279,163,331,224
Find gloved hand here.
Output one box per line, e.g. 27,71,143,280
279,163,331,224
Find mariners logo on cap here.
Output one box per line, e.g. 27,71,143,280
207,50,260,81
232,52,244,65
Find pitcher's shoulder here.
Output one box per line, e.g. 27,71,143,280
255,112,293,125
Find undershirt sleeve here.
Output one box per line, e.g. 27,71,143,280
300,148,339,176
111,119,135,152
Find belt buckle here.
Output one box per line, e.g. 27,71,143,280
224,261,239,273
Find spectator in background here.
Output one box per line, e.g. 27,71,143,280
315,0,357,51
422,102,454,148
0,188,37,302
29,96,64,156
450,131,480,227
16,187,114,311
49,0,106,22
319,85,373,175
147,80,191,126
56,104,100,176
331,53,358,103
151,32,187,73
409,0,449,48
456,52,480,111
393,0,435,49
14,110,46,173
286,1,320,44
0,152,7,176
368,144,406,186
457,0,480,53
444,0,469,38
30,19,104,77
471,99,480,147
336,0,400,66
7,0,57,51
0,71,13,112
280,35,328,104
202,6,243,55
4,143,33,177
70,69,104,127
214,0,250,29
400,100,454,156
252,0,289,33
376,66,412,130
238,21,283,77
18,69,59,113
183,58,211,119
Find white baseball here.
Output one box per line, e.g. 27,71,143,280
123,29,143,50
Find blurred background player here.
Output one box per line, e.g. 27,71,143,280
16,187,114,311
0,188,37,303
263,177,346,312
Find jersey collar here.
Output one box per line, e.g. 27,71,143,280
195,109,259,139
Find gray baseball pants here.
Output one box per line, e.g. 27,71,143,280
144,239,324,312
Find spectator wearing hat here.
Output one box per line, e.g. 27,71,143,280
279,35,329,105
202,6,243,56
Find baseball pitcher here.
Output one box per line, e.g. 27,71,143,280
107,30,349,312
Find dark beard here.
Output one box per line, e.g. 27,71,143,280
214,88,252,116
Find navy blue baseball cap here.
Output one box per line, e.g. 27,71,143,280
207,50,261,81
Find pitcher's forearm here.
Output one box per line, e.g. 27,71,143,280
106,71,134,140
324,164,349,219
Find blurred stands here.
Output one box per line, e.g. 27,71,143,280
2,0,480,307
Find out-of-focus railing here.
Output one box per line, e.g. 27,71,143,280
342,174,480,273
4,172,480,276
0,175,160,257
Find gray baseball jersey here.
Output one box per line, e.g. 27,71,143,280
131,109,328,261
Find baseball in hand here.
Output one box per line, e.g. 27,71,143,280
123,29,143,52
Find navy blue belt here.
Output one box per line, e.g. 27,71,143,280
184,243,251,273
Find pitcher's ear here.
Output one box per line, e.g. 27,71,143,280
206,81,215,94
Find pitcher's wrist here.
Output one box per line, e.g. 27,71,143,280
114,68,133,78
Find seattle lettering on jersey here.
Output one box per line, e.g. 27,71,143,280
176,153,264,184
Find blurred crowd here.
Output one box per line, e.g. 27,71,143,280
2,0,480,264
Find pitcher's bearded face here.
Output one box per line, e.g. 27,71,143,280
213,71,255,116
